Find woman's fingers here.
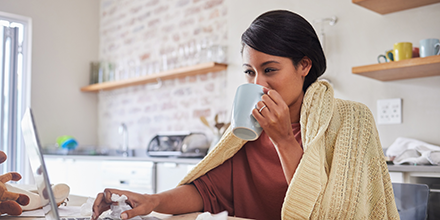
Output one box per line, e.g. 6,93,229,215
103,188,126,203
256,90,284,118
262,89,285,107
92,188,134,220
121,204,148,220
256,101,268,113
252,89,291,136
256,89,283,110
262,86,270,94
92,192,109,220
121,193,157,219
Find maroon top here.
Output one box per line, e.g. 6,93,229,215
192,124,302,220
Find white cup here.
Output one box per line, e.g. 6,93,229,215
419,38,440,57
231,83,264,141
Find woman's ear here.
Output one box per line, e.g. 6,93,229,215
300,56,312,77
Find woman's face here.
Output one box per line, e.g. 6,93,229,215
242,45,311,115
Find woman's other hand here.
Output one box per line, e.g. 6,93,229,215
92,185,202,220
92,188,158,220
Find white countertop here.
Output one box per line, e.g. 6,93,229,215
43,154,202,164
387,164,440,172
44,155,440,171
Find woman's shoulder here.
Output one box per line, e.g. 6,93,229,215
327,99,379,146
333,98,375,121
334,98,371,111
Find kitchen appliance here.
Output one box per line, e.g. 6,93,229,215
147,132,210,158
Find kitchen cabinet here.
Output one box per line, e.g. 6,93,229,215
101,161,155,194
352,0,440,15
45,158,154,197
80,62,227,92
44,155,200,197
156,162,197,193
388,165,440,183
45,158,103,197
352,55,440,81
388,165,440,219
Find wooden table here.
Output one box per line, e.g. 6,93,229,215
2,195,248,220
2,213,247,220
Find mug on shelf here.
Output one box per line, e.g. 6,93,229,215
412,47,420,58
419,38,440,57
377,49,394,63
393,42,413,61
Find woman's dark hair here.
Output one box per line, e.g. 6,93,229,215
241,10,326,92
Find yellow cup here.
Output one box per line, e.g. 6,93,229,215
393,42,413,61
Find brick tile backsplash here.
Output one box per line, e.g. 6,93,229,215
98,71,227,150
98,0,228,151
98,0,228,150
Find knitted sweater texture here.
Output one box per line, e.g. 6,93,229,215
179,81,399,219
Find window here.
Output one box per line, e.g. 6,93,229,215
0,11,31,181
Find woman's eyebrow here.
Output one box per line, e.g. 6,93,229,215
242,60,280,68
261,60,280,67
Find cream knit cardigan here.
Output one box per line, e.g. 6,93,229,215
179,81,399,219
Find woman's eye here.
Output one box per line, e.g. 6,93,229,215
264,68,276,73
244,70,255,76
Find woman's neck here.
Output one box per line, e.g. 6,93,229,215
289,92,304,123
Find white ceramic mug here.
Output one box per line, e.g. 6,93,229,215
419,38,440,57
231,83,264,141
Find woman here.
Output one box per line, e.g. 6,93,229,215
92,10,399,220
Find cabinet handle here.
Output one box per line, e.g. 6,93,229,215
152,162,157,194
120,180,128,185
430,189,440,193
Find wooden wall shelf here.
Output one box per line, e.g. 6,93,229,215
80,62,228,92
352,0,440,14
352,55,440,81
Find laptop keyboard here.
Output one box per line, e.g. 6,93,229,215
60,218,120,220
60,218,90,220
60,216,157,220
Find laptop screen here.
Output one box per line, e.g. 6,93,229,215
21,108,60,220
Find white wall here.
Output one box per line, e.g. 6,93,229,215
226,0,440,148
0,0,99,146
1,0,439,150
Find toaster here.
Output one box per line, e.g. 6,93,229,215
147,132,210,158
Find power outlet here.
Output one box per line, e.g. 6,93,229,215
377,98,402,124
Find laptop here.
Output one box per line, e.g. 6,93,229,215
22,108,160,220
21,108,161,220
21,108,93,220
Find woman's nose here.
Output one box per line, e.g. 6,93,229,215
253,75,266,87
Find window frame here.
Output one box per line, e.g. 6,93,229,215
0,11,32,183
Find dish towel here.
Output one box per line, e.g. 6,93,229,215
386,137,440,165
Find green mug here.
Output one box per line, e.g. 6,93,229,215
377,49,394,63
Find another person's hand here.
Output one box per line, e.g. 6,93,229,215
92,188,159,220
